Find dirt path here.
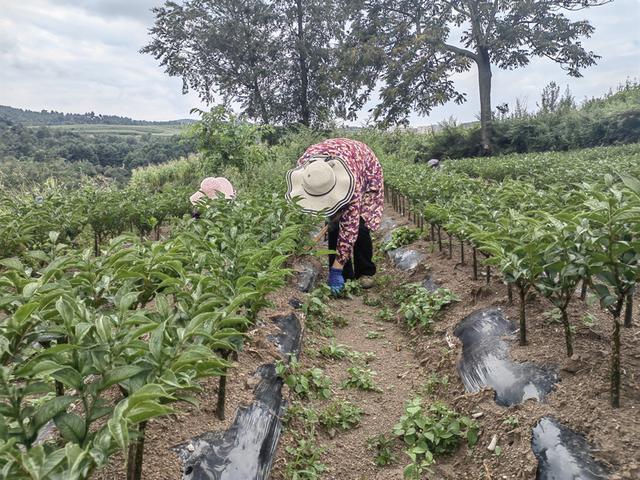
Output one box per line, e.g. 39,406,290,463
272,205,640,480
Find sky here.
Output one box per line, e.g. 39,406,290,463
0,0,639,126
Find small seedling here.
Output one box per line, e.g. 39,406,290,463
319,400,363,436
276,357,332,399
376,307,394,322
319,342,351,360
421,373,450,395
363,295,382,307
285,434,326,479
366,330,383,339
502,416,519,428
382,227,421,252
331,315,349,328
398,287,459,329
367,433,397,466
342,367,382,392
582,313,597,328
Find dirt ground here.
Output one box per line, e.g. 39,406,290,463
93,205,640,479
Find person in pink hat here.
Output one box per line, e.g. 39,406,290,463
190,177,235,217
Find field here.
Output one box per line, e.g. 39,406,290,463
0,133,638,480
43,123,188,137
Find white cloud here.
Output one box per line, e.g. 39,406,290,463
0,0,638,124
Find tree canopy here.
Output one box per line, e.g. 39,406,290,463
345,0,610,151
142,0,351,126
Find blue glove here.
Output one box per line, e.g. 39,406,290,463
328,267,345,295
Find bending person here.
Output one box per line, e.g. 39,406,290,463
286,138,384,294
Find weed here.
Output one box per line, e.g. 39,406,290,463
382,227,422,252
366,330,384,339
393,398,479,479
363,295,382,307
319,342,351,360
376,307,395,322
367,433,397,466
285,434,326,480
319,400,363,436
276,357,332,399
342,279,363,297
582,312,597,328
331,315,349,328
542,308,563,325
502,416,519,428
398,287,459,329
421,374,450,395
284,403,319,428
342,367,382,392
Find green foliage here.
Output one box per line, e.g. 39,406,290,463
276,357,332,400
397,287,459,330
393,399,479,479
421,374,450,395
367,433,397,466
318,342,351,360
365,330,384,339
318,400,363,435
382,227,422,251
342,367,381,392
285,434,327,480
375,307,395,322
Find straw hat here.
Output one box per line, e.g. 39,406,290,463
286,155,355,216
190,177,235,205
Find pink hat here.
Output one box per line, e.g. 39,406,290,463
190,177,235,205
200,177,235,199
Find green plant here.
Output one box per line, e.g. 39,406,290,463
376,307,395,322
319,343,351,360
422,374,450,395
382,227,422,251
366,330,384,339
582,313,597,328
331,315,349,328
363,295,382,307
319,400,363,436
398,287,459,329
393,399,479,479
276,357,332,400
342,367,382,392
502,416,519,428
285,434,327,480
367,433,397,466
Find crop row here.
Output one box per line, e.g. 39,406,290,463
382,145,640,408
0,176,313,478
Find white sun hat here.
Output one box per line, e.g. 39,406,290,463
286,155,355,216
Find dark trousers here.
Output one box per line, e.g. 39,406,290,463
328,217,376,280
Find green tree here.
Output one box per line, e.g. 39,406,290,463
346,0,609,153
143,0,350,126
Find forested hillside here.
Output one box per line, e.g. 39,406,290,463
0,105,194,126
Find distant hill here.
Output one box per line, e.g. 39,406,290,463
0,105,196,126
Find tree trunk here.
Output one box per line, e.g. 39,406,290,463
476,47,493,156
459,238,465,264
580,279,588,300
437,226,442,252
624,291,633,328
560,308,573,357
472,247,478,281
611,312,621,407
126,421,147,480
518,287,527,346
296,0,310,126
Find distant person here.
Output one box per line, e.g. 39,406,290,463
286,138,384,294
190,177,235,218
427,158,441,169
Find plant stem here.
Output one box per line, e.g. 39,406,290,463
611,313,621,408
507,285,513,305
216,350,230,421
126,421,147,480
518,287,527,346
486,265,491,285
437,226,442,251
459,238,465,264
472,248,478,281
580,279,587,300
560,308,573,357
448,233,452,259
624,291,633,328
